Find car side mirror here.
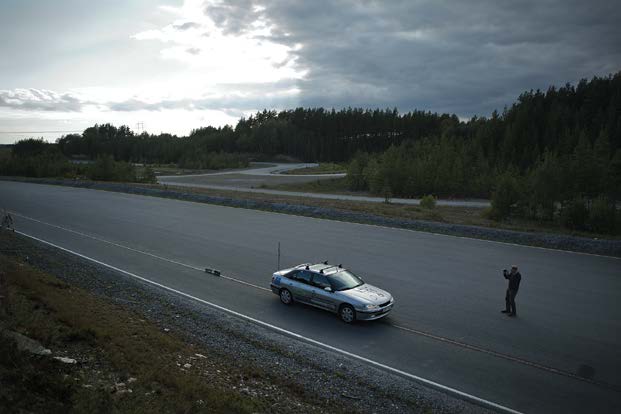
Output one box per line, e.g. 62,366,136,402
324,287,333,293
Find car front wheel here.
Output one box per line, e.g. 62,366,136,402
279,288,293,305
339,304,356,323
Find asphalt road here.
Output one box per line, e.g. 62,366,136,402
157,163,490,208
2,181,620,413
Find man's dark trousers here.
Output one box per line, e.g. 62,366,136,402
505,289,518,315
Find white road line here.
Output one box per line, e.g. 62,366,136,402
11,212,202,271
13,208,620,393
11,211,270,292
14,229,522,414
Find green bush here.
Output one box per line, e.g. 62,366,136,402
178,151,248,170
420,194,437,209
346,152,369,191
0,152,76,178
560,198,589,230
140,166,157,184
489,171,522,220
381,181,392,203
588,196,616,234
362,158,381,194
525,153,562,220
88,155,136,182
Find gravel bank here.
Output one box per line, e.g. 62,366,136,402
3,176,619,257
0,231,491,414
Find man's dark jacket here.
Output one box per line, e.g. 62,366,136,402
505,271,521,291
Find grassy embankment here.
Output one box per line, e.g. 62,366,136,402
157,181,619,239
149,164,214,176
150,162,279,177
260,173,619,238
280,163,347,175
263,177,350,194
2,171,618,239
0,249,323,413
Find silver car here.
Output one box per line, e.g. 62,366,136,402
270,262,394,323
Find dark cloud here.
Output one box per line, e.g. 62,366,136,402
204,0,621,117
203,0,263,35
3,1,619,120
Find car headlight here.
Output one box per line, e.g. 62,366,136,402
365,304,379,310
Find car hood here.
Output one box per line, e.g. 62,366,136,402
339,283,392,305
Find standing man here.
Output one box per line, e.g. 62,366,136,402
501,265,521,317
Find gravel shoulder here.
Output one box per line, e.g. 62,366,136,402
0,231,491,413
2,177,619,257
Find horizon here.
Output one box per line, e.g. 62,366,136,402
0,72,621,146
2,0,620,144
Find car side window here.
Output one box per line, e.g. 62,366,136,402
296,271,312,285
286,270,300,279
312,274,331,289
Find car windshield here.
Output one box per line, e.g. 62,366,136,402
330,270,364,291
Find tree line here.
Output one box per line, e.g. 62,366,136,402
343,73,620,233
0,138,155,183
1,72,619,232
51,109,453,166
48,73,620,174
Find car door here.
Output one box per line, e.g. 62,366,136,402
288,270,313,303
310,273,337,311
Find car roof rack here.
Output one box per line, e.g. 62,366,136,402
294,262,345,274
315,263,344,274
321,264,343,271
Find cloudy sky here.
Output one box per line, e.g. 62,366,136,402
1,0,620,143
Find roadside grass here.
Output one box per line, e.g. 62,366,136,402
0,254,282,413
163,182,619,239
248,180,621,239
150,164,214,176
280,163,346,175
3,175,618,240
151,162,274,177
265,177,351,194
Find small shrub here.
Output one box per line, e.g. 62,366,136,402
588,196,616,234
481,207,493,219
489,171,522,220
88,155,136,182
381,181,392,204
420,194,436,209
140,166,157,184
560,198,589,230
178,151,248,170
